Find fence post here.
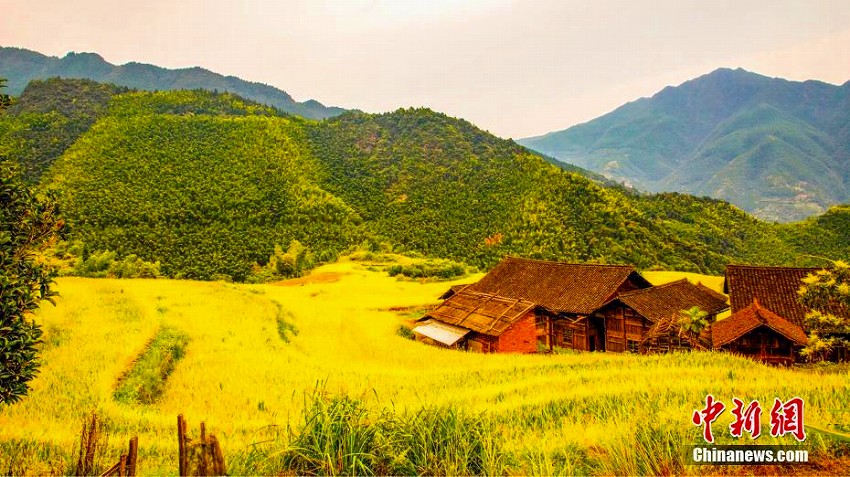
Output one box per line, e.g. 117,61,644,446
177,414,186,476
199,421,208,476
127,436,138,476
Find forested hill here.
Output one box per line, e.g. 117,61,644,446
0,78,128,181
0,46,344,120
4,79,849,280
519,68,850,223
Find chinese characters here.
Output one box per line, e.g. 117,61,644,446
692,396,805,443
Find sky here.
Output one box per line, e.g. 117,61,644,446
2,0,849,138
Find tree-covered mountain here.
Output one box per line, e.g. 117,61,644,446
4,78,849,281
0,46,345,120
0,78,128,182
519,68,850,222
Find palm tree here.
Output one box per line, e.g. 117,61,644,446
678,306,709,345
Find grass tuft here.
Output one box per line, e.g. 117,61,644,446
274,303,299,343
113,326,189,405
233,389,508,475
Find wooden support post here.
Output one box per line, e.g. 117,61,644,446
177,414,186,476
127,436,138,476
200,421,208,476
210,434,227,475
118,455,126,477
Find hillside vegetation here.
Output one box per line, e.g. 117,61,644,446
0,78,127,181
1,79,846,280
45,91,362,281
1,264,848,474
520,68,850,222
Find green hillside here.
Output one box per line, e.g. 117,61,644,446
0,46,345,120
520,68,850,222
44,91,363,281
0,78,127,181
2,79,847,280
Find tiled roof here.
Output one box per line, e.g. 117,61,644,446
616,279,729,323
422,290,540,337
695,282,730,304
723,265,845,329
466,257,651,315
712,299,808,348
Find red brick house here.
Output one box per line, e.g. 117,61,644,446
414,290,549,352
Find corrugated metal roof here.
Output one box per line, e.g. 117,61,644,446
413,319,470,346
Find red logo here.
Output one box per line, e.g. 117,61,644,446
769,397,806,442
693,396,805,442
692,395,726,443
729,398,762,439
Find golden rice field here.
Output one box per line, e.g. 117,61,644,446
2,260,849,475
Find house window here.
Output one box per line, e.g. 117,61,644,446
535,314,548,329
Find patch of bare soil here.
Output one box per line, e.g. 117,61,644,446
272,271,345,287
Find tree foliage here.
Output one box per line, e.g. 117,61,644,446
1,149,65,404
0,78,10,109
799,260,850,360
1,77,66,404
44,92,363,281
678,306,709,337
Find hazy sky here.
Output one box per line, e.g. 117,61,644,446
2,0,849,138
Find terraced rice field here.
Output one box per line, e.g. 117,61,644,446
1,260,848,474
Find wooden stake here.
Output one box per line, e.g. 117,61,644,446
199,421,208,476
177,414,186,476
210,434,226,475
118,454,127,477
127,436,138,476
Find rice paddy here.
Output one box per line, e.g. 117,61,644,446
1,259,848,475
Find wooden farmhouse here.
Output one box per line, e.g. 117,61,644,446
416,257,651,352
591,278,729,353
722,265,849,362
416,257,731,354
712,299,808,366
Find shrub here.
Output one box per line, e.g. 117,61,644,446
387,259,468,280
107,254,161,278
60,245,161,279
396,325,415,340
259,240,316,280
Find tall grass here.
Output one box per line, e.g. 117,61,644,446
232,389,507,475
594,422,688,476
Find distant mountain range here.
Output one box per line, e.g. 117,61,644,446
519,68,850,222
0,46,345,120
